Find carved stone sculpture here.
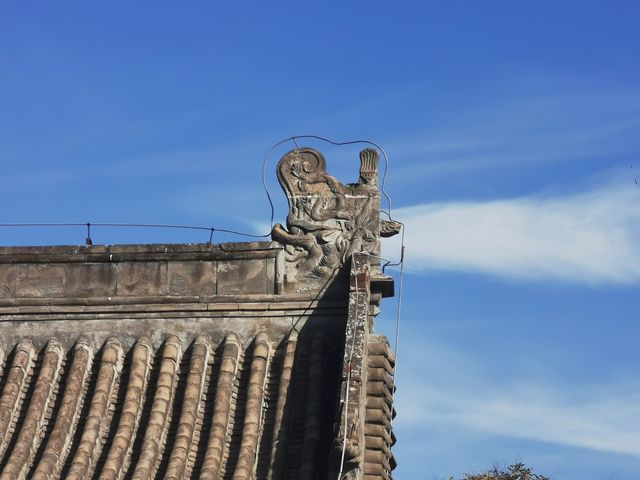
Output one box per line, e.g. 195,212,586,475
271,147,397,288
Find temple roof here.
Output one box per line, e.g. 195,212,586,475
0,330,335,479
0,330,395,480
0,147,398,479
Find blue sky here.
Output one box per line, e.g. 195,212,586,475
1,2,639,479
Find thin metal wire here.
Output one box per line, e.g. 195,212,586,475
0,222,274,237
0,222,272,242
364,252,394,273
365,223,405,273
0,223,93,228
381,221,405,270
356,224,407,447
2,136,397,245
368,224,407,432
389,240,405,432
261,135,394,229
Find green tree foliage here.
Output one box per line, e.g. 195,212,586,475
456,463,549,480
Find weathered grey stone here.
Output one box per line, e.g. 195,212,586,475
0,265,17,297
115,261,168,296
265,257,276,295
65,263,117,297
216,259,267,295
15,264,66,297
0,242,281,264
167,260,216,296
0,243,282,301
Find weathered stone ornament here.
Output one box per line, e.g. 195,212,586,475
271,147,398,288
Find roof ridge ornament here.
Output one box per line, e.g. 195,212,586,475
358,148,379,187
271,147,399,290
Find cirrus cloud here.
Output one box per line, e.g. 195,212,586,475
385,178,640,284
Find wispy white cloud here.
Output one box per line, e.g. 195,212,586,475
398,382,640,458
386,87,640,181
384,177,640,284
395,338,640,458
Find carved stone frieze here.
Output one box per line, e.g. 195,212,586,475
271,147,397,289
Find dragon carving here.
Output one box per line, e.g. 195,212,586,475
272,147,399,285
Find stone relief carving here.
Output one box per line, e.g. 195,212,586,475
333,410,362,479
271,147,398,286
380,218,402,238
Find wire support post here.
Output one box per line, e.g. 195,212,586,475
85,223,92,245
206,227,215,246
